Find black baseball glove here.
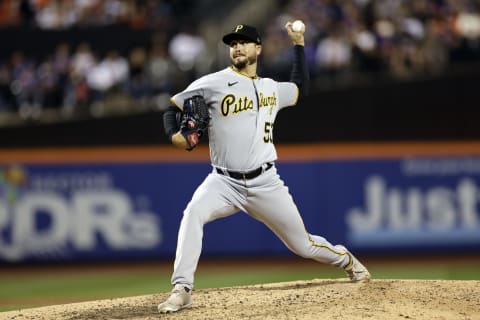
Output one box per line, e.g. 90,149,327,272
179,95,210,151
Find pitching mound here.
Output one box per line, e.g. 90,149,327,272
1,279,479,320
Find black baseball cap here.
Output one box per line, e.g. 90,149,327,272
222,24,261,45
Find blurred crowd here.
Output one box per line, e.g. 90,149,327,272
261,0,480,86
0,0,205,120
0,0,480,123
0,0,181,30
0,39,186,119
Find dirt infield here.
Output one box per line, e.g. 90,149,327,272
1,279,479,320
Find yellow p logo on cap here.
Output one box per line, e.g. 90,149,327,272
235,25,243,33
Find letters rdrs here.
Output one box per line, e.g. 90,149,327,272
0,174,162,262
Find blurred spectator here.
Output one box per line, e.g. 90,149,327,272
421,21,449,76
10,51,42,119
62,69,89,118
104,50,129,87
86,50,129,110
145,42,179,109
314,26,353,86
127,46,150,105
451,9,480,61
351,23,384,75
36,58,61,109
52,42,72,105
70,42,96,79
168,25,207,82
34,0,61,29
62,42,96,117
103,0,129,25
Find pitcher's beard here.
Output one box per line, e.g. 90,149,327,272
232,59,247,69
231,55,256,69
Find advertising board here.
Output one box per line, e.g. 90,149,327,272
1,143,479,262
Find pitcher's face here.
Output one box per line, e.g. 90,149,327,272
229,39,261,69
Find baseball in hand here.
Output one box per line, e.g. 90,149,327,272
292,20,305,32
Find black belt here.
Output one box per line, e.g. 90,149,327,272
216,162,273,180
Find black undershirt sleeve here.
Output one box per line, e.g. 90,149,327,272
289,45,310,98
163,105,181,141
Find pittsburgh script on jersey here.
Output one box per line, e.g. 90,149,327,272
220,92,277,116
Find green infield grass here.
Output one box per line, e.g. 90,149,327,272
0,256,479,312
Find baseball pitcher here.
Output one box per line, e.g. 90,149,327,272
159,22,371,314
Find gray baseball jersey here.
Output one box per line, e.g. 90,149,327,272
171,67,298,171
168,67,355,289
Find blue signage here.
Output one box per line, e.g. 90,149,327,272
1,156,479,263
279,157,480,253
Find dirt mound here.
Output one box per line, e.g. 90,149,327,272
1,279,479,320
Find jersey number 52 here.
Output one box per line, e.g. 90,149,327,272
264,122,274,143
